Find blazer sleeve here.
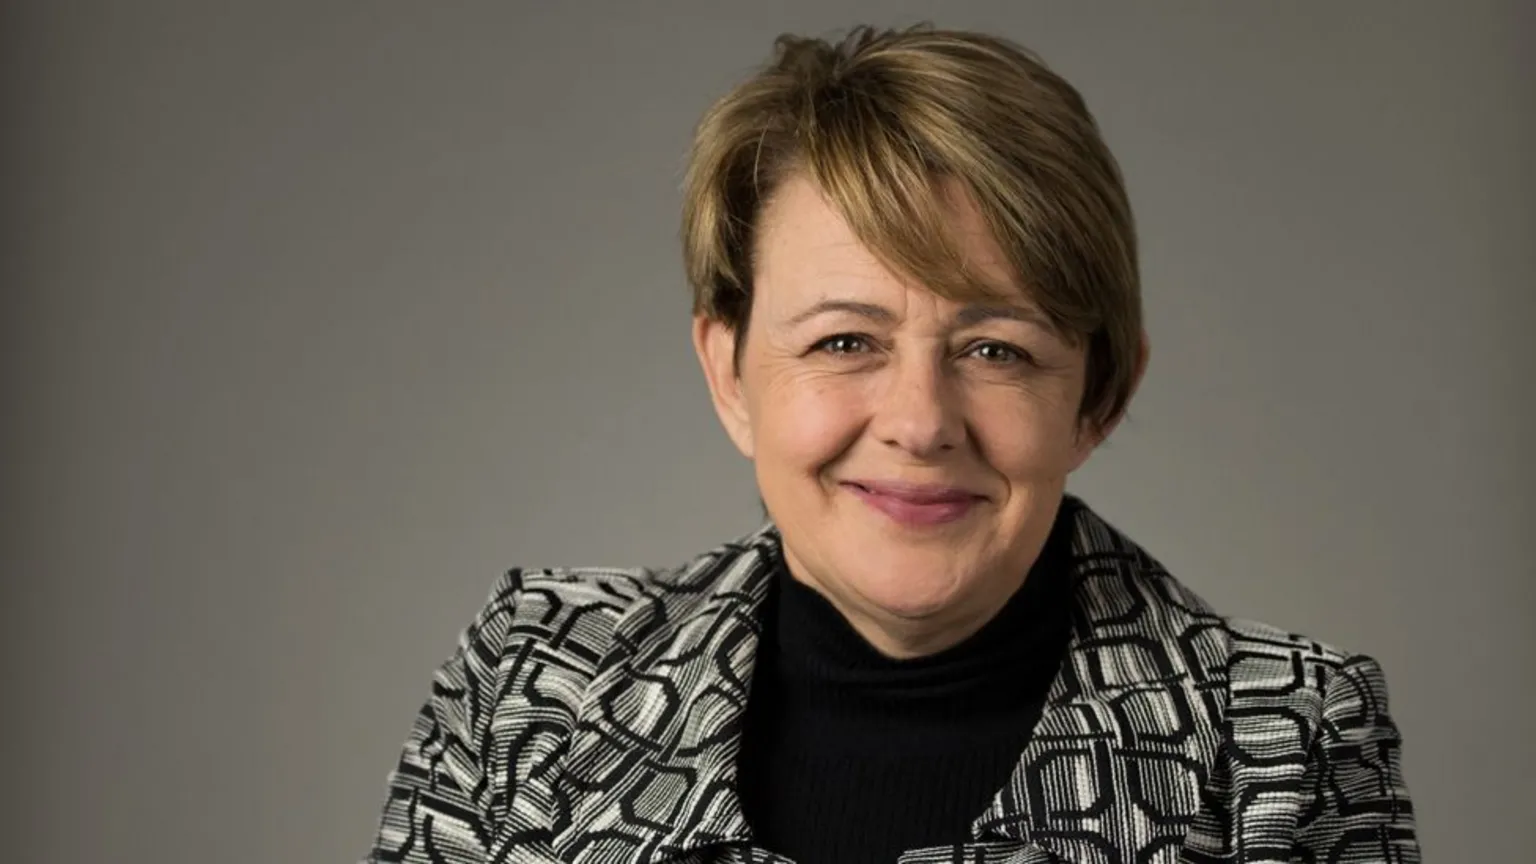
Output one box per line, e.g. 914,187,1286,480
363,571,523,864
1292,654,1421,863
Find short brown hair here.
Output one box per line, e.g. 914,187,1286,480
680,24,1142,431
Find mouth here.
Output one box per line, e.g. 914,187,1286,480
841,480,984,527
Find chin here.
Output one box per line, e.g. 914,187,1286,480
844,555,970,621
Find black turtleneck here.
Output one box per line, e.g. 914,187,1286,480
735,499,1080,864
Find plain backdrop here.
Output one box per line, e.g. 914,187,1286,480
4,2,1532,861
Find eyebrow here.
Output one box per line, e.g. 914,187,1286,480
786,300,897,326
785,299,1052,330
954,303,1053,329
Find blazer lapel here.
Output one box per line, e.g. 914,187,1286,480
972,503,1232,863
552,529,779,864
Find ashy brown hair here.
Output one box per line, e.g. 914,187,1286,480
680,24,1142,432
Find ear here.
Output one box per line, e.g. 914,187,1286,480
691,314,755,459
1067,328,1151,471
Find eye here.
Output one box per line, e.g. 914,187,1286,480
811,334,873,355
967,340,1031,365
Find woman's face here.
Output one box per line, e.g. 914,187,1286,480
694,174,1134,658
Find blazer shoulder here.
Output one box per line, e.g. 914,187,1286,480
428,566,650,674
1224,615,1357,667
488,564,656,638
512,563,657,601
1220,615,1386,720
475,526,772,650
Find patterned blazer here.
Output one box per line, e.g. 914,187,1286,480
364,497,1419,863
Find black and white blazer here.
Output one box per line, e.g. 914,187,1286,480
364,497,1420,863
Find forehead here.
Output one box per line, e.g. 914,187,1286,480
753,173,1024,312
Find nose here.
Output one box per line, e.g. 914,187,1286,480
869,353,965,458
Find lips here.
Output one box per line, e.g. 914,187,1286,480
842,480,983,527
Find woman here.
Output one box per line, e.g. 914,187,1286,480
365,25,1418,864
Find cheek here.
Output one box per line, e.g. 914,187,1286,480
751,373,867,470
969,391,1084,479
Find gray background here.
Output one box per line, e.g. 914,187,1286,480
5,2,1531,861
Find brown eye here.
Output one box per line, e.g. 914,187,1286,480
814,334,871,354
969,341,1029,365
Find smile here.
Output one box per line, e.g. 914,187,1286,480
841,480,983,527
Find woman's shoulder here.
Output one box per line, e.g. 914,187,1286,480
1215,612,1398,733
1222,613,1357,666
506,525,773,599
471,564,658,635
1070,498,1389,709
465,527,776,649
